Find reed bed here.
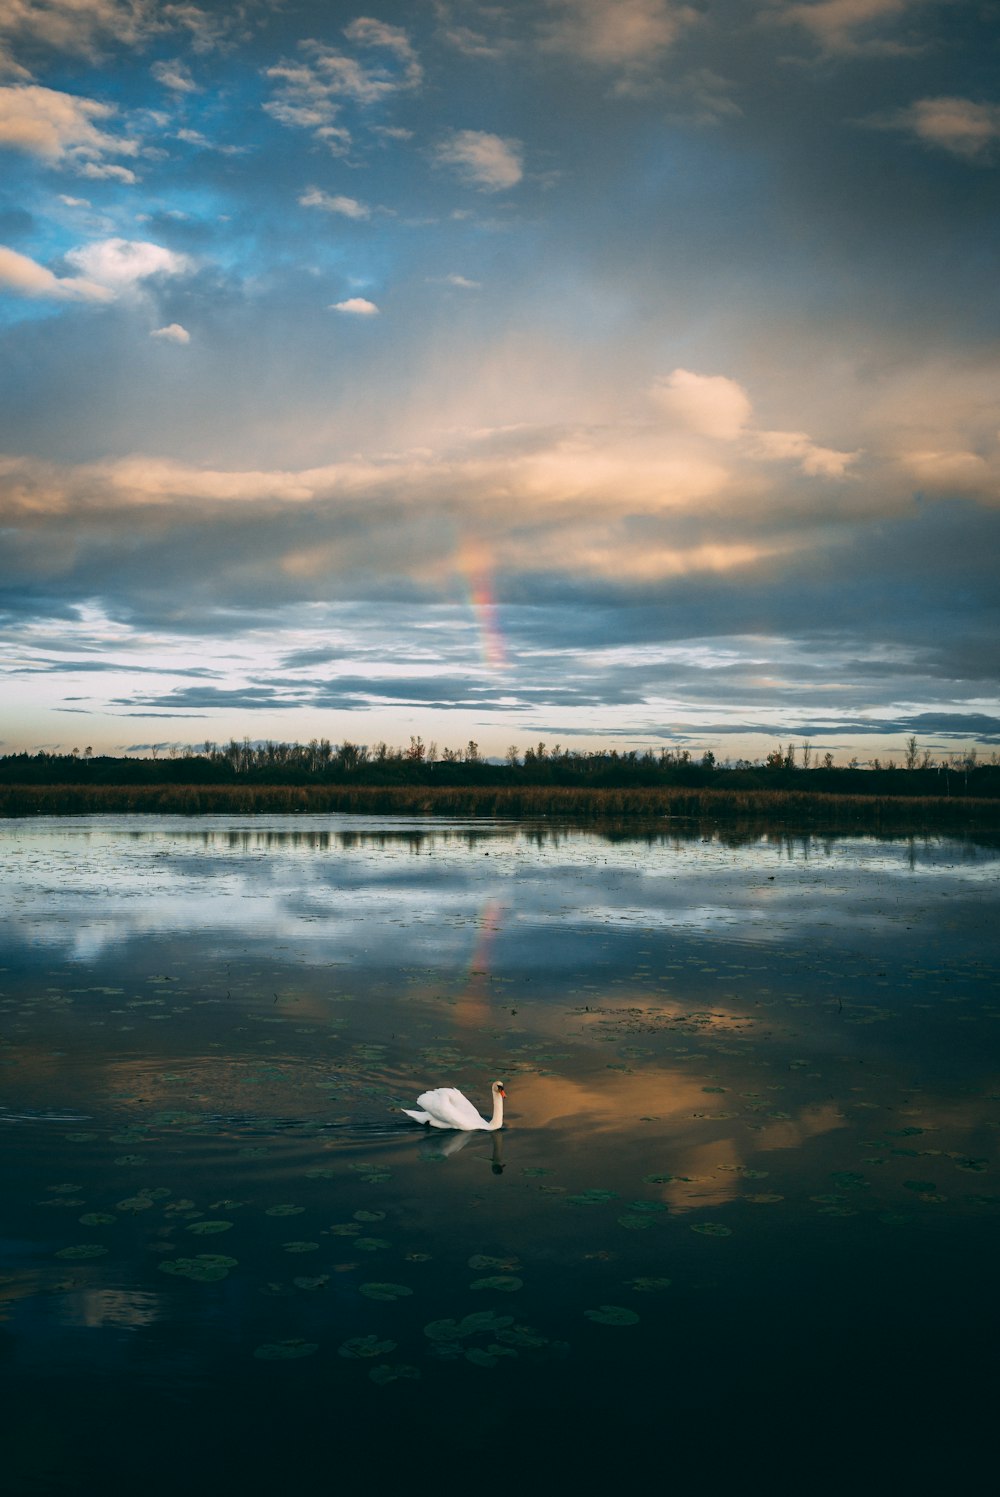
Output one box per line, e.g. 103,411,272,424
2,780,998,832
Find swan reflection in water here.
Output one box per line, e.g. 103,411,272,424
418,1128,505,1174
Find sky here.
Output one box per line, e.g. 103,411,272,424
1,0,998,764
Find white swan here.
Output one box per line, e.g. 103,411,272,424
402,1080,506,1132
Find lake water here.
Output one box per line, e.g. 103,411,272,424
2,815,998,1490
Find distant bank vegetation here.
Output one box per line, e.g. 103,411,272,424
1,736,997,827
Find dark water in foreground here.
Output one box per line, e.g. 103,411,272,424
1,816,998,1491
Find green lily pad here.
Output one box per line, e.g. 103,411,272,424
465,1348,498,1367
355,1237,389,1252
354,1210,386,1223
159,1254,237,1282
369,1363,420,1385
78,1213,116,1226
254,1340,319,1360
497,1325,548,1348
266,1204,305,1217
113,1155,145,1166
55,1244,108,1260
903,1180,937,1194
424,1312,513,1342
468,1254,520,1271
585,1305,639,1326
293,1275,329,1290
360,1282,413,1301
745,1194,784,1204
116,1195,155,1213
629,1277,672,1292
282,1241,320,1253
339,1335,397,1359
691,1222,732,1237
470,1275,523,1292
567,1189,618,1206
187,1220,234,1235
617,1214,654,1230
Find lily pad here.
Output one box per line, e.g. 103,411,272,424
497,1325,548,1348
585,1305,639,1326
187,1220,234,1235
158,1254,237,1282
690,1222,732,1237
254,1340,318,1360
339,1335,397,1359
282,1241,320,1253
266,1204,305,1217
629,1277,672,1292
293,1275,330,1290
617,1214,654,1230
369,1363,420,1385
354,1210,386,1223
55,1244,108,1260
79,1213,116,1226
470,1275,523,1292
360,1282,413,1301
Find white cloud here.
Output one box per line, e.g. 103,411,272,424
0,0,161,61
651,370,858,476
0,83,139,172
434,129,523,191
150,322,190,343
151,58,198,93
343,16,420,71
541,0,696,70
651,369,752,441
780,0,929,57
753,429,859,478
58,193,91,207
329,297,379,315
442,273,481,289
884,96,1000,161
0,242,112,301
65,237,190,290
78,160,137,182
299,187,370,219
263,21,421,148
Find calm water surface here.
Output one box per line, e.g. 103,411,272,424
1,816,998,1489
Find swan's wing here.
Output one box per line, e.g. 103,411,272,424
401,1108,431,1124
415,1087,487,1130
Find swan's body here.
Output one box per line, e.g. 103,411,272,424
402,1081,505,1132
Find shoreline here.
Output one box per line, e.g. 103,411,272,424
2,781,998,832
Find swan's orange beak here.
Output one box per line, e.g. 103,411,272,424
499,1087,506,1097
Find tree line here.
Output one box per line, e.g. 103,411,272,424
1,735,996,798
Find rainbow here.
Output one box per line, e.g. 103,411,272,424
457,539,507,671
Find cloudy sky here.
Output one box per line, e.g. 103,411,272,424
1,0,997,762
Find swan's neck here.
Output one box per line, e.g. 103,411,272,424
487,1092,504,1131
